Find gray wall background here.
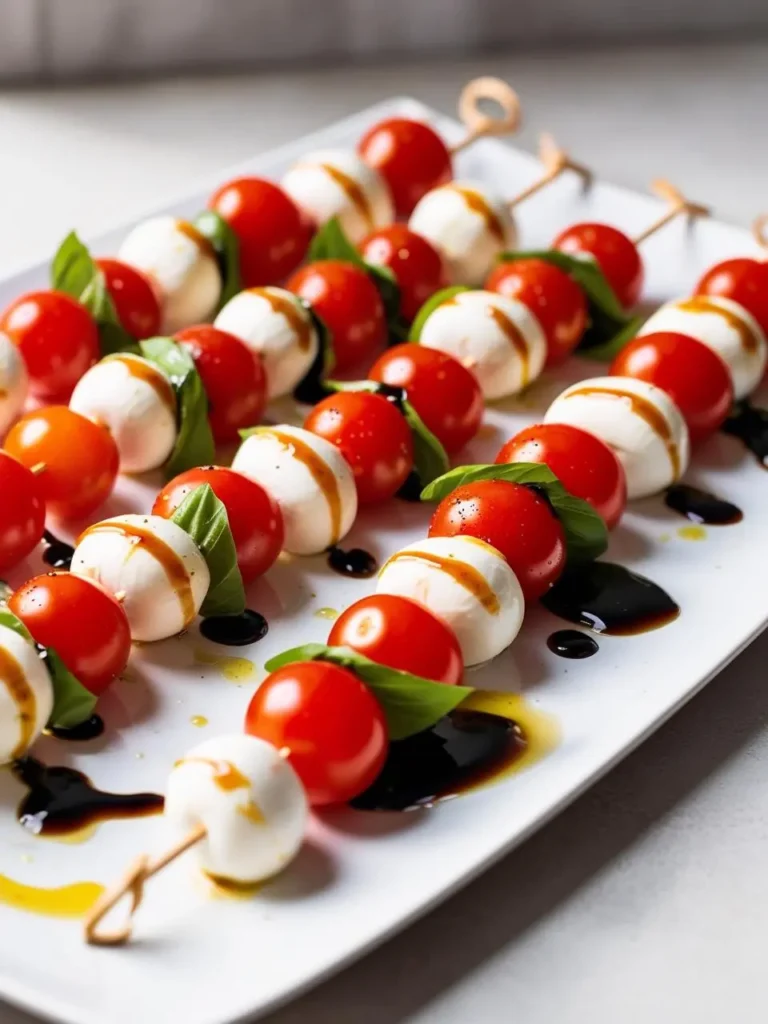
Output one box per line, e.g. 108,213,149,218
2,0,768,81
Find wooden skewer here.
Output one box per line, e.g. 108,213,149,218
507,133,592,210
752,213,768,253
632,179,710,246
450,77,522,155
83,822,207,947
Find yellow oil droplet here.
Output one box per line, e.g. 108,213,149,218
20,854,33,864
677,525,707,541
135,752,145,760
313,607,338,620
190,715,208,728
658,533,671,543
0,873,104,919
194,647,257,684
203,872,262,901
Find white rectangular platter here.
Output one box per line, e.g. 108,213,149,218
0,97,766,1024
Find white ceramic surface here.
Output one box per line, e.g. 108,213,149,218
0,99,765,1024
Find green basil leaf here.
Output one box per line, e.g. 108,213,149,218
139,337,215,479
51,231,138,356
308,217,361,264
264,644,473,740
410,285,473,341
293,304,335,405
44,648,98,730
192,210,241,309
578,313,645,362
0,605,33,643
170,483,246,618
421,461,608,564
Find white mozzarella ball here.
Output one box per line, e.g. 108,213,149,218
282,148,394,244
0,332,28,439
69,355,177,473
70,514,210,642
215,287,319,399
409,181,516,286
419,289,546,400
0,624,53,764
118,216,222,334
545,376,690,499
232,425,356,555
638,295,767,400
376,535,524,666
165,734,307,885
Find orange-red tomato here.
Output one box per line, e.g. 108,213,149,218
358,118,451,218
153,466,283,582
0,451,45,572
96,258,162,338
359,225,448,322
5,406,119,520
245,661,388,805
10,573,131,695
553,223,643,310
695,257,768,338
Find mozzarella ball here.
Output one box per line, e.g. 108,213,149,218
0,623,53,764
376,535,524,666
165,734,307,885
214,287,319,399
419,289,546,400
638,295,767,400
69,355,177,473
282,148,394,245
118,216,222,334
545,376,690,499
409,181,516,286
70,514,210,642
232,425,356,555
0,331,28,439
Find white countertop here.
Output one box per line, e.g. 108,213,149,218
2,41,768,1024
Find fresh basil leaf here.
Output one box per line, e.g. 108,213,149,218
51,231,138,356
192,210,241,309
579,313,645,362
308,217,361,264
264,644,473,740
293,304,335,405
44,647,98,730
170,483,246,618
139,337,215,479
421,461,608,564
410,286,473,341
0,605,33,643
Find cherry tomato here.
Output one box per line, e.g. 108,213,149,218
368,344,483,454
359,225,448,322
610,331,733,443
0,451,45,572
695,258,768,338
485,258,588,365
153,466,283,582
5,406,119,520
0,290,99,401
174,325,267,443
553,223,643,310
95,258,161,339
358,118,451,219
429,479,566,601
329,594,463,684
496,423,626,530
245,660,388,805
287,260,387,371
304,390,414,504
208,177,311,287
10,573,131,696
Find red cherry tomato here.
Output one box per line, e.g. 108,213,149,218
5,406,119,520
245,660,388,805
496,423,626,530
287,260,387,371
153,466,283,582
553,223,643,310
208,177,311,287
359,225,448,322
329,594,463,684
0,451,45,572
610,331,733,443
429,479,566,601
304,390,414,504
695,258,768,338
174,325,267,443
95,258,162,339
0,290,99,401
10,573,131,696
485,258,588,365
358,118,451,218
368,344,483,454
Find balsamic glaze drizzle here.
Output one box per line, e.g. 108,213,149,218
723,400,768,466
199,609,269,647
48,715,105,742
664,484,743,525
41,531,74,570
327,546,378,579
546,630,599,659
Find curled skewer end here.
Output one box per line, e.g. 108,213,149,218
633,179,710,246
452,77,522,154
507,133,592,210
